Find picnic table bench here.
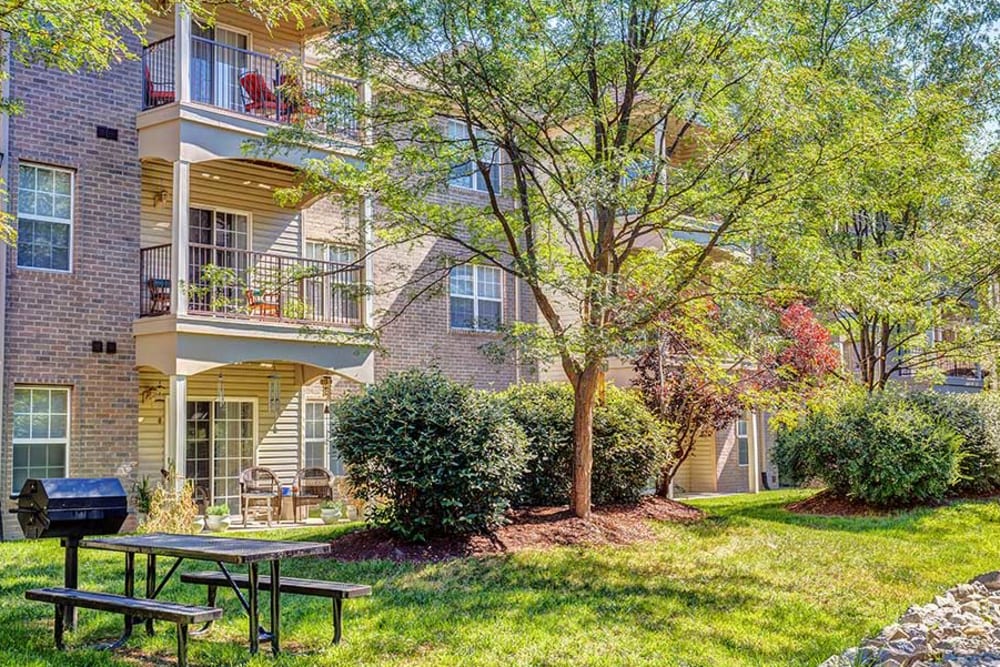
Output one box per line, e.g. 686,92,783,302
180,570,371,643
25,587,221,667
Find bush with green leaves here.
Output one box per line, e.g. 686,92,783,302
910,391,1000,494
775,389,964,507
331,369,528,541
500,382,673,506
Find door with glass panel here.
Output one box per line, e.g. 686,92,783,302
191,24,249,111
188,208,250,313
186,400,255,514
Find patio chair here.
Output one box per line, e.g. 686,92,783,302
239,71,287,119
144,65,175,107
146,278,170,315
245,288,280,317
238,466,282,527
291,467,334,522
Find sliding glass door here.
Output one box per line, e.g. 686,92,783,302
186,400,255,514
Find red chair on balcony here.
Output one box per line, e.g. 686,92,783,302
239,71,289,119
144,65,175,107
245,288,280,318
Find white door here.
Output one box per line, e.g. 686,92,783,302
214,27,249,112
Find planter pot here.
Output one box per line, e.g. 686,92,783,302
192,516,205,533
205,515,231,532
320,509,341,525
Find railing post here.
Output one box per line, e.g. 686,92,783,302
174,4,192,104
275,61,282,123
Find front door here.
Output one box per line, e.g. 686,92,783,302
186,400,255,514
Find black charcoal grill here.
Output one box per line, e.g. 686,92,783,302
9,477,128,628
10,477,128,539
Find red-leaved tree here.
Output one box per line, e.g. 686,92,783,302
633,300,839,495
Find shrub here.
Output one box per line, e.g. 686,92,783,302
140,469,200,535
501,382,673,506
331,369,528,541
910,391,1000,494
775,389,963,507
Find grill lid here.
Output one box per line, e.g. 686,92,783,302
16,477,127,511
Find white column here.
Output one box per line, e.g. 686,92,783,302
166,375,188,488
749,411,761,494
174,4,192,104
361,80,376,331
171,160,190,315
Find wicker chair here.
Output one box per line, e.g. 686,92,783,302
238,466,282,527
292,467,334,522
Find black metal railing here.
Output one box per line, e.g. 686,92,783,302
139,244,363,326
142,37,176,108
140,36,360,141
898,359,985,380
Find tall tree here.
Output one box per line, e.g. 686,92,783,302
752,3,1000,392
270,0,994,517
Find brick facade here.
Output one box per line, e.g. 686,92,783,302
2,43,143,537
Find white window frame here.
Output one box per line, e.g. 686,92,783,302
11,386,71,492
449,264,503,332
736,418,749,467
303,400,330,471
304,240,361,322
447,119,501,193
189,203,253,250
16,163,74,273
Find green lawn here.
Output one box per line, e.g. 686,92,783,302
1,489,999,666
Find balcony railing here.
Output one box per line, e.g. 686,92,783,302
141,35,361,141
898,359,986,381
140,244,363,327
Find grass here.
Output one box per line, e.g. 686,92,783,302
1,489,999,666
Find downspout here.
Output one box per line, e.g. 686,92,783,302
749,410,761,494
0,38,10,540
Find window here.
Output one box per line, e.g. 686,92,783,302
304,401,344,475
17,164,73,271
737,418,749,467
450,265,502,331
305,241,361,323
12,387,69,491
448,119,501,192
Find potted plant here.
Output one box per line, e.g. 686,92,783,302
319,500,344,525
132,477,153,525
204,503,231,532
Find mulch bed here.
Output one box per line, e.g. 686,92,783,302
325,496,704,562
786,488,1000,517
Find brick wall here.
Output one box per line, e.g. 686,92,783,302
2,43,142,538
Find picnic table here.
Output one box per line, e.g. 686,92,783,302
80,532,333,656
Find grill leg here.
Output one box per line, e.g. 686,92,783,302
61,537,79,632
176,623,189,667
332,598,343,644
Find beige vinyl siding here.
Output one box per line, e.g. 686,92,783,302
141,159,302,256
147,7,305,59
681,435,718,493
137,363,303,489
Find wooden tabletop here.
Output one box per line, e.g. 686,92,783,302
80,533,332,564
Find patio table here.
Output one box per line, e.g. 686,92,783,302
80,532,332,656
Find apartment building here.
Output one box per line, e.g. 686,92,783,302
0,5,533,538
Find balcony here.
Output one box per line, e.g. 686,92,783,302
138,35,362,165
139,243,363,327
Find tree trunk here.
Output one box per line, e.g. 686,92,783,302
570,364,601,519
